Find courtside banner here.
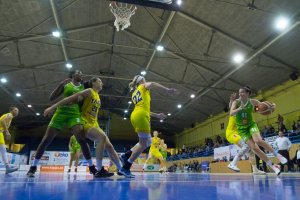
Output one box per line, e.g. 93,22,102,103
51,152,70,165
40,165,65,172
265,136,279,157
29,151,70,165
143,164,160,172
214,145,239,160
30,151,52,165
0,153,28,166
214,146,231,160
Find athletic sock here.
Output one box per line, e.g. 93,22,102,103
96,159,102,170
123,160,133,170
32,159,40,166
231,155,239,166
86,159,93,167
124,150,132,159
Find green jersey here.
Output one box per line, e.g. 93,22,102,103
235,99,255,127
56,82,84,114
70,135,81,149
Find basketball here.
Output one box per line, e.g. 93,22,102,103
257,101,276,115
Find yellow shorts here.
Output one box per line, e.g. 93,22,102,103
82,120,102,134
0,132,5,145
130,110,150,133
150,147,163,159
226,128,241,145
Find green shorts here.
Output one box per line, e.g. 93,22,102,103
237,121,260,142
48,111,82,130
70,146,81,154
160,150,167,159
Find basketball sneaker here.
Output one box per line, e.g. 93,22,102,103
26,166,37,177
227,163,240,172
94,167,114,178
89,165,98,175
276,154,287,164
119,167,135,178
5,165,18,174
271,164,281,176
252,166,266,175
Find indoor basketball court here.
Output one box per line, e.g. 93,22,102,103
0,0,300,200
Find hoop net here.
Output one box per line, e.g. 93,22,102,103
109,2,137,31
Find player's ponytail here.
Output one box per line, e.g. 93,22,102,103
243,85,252,95
84,77,99,89
129,75,145,92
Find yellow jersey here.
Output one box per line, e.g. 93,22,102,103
81,89,101,124
151,136,160,149
132,84,150,114
0,113,12,132
226,115,237,132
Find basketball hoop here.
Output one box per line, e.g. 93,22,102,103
109,2,137,31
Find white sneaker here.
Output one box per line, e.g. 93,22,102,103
277,154,287,164
271,164,281,176
5,165,18,174
227,163,240,172
252,168,266,175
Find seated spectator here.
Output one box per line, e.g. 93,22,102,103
269,125,275,134
292,121,297,132
262,125,269,137
214,141,220,148
279,123,287,133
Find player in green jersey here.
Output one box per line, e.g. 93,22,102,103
230,86,287,175
27,70,97,177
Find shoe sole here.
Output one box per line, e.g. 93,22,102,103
119,170,135,178
94,173,114,178
26,173,35,177
228,167,241,172
227,166,240,172
253,172,266,175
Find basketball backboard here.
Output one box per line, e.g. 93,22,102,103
109,0,181,11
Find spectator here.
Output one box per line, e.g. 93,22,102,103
262,125,269,138
279,123,287,133
292,145,300,172
255,146,267,172
274,131,292,172
292,121,297,132
269,125,275,133
182,144,186,152
278,114,284,131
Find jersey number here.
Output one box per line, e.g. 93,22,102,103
92,106,98,112
132,91,142,104
241,112,247,118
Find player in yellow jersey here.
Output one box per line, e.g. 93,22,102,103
119,75,177,178
44,77,123,177
226,93,265,175
68,135,81,173
0,106,19,174
143,131,166,172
